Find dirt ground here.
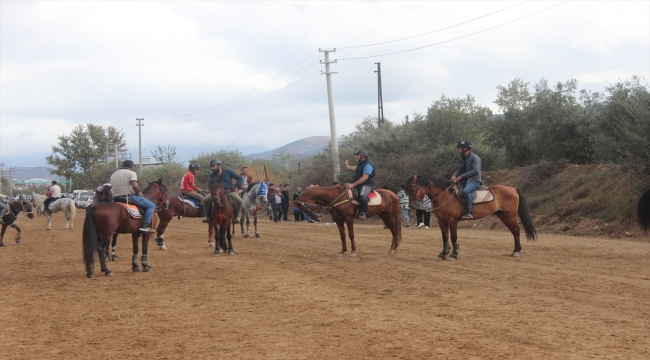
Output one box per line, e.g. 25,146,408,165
1,211,649,359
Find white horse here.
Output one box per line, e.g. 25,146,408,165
237,181,268,238
31,194,77,230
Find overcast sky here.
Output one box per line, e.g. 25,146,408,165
1,0,648,167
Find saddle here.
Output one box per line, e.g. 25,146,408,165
346,189,382,206
113,196,144,218
179,194,200,208
455,184,495,205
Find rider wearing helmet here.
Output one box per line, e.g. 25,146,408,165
451,140,482,220
202,159,244,224
181,163,206,217
344,149,376,221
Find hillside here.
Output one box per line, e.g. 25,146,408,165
247,136,331,160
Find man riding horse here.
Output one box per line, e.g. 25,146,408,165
202,159,243,224
451,140,482,220
181,163,206,219
345,149,376,221
109,160,156,233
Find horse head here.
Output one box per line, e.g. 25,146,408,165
144,179,168,207
11,199,34,219
255,182,268,204
209,179,226,207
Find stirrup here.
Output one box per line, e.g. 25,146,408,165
461,212,473,220
358,212,367,221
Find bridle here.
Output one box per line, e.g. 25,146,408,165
295,200,323,223
411,178,458,212
8,200,34,219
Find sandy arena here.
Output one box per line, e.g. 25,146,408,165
1,211,648,359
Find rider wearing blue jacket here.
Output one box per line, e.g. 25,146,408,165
202,159,244,224
451,140,482,220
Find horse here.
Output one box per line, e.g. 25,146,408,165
404,175,537,260
82,180,168,278
154,193,215,250
0,199,35,246
31,193,76,230
209,179,236,256
236,181,268,239
638,188,650,233
294,185,402,255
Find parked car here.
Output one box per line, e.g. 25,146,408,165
76,196,93,209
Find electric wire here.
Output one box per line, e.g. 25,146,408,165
338,0,571,61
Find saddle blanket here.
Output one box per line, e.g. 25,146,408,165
346,189,382,206
179,196,200,208
463,189,495,205
117,202,143,218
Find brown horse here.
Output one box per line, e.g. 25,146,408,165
404,175,536,260
638,188,650,233
294,185,402,255
209,180,235,256
0,199,35,246
82,180,168,278
155,195,215,249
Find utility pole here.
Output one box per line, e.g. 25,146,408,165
115,145,119,168
374,62,384,127
136,118,144,176
7,166,15,197
320,48,341,179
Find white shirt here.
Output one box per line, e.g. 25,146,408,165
50,185,62,198
110,168,138,196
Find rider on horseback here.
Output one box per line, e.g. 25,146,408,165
345,149,376,221
110,160,157,233
43,180,61,214
451,140,482,220
181,164,206,217
202,159,244,224
0,194,8,224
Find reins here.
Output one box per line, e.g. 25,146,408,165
416,181,458,212
324,190,350,209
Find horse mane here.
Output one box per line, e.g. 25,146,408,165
246,181,260,192
415,174,454,194
143,179,166,194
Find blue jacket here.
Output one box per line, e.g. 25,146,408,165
209,168,244,192
453,152,482,184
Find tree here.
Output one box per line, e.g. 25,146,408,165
46,124,127,189
151,144,179,163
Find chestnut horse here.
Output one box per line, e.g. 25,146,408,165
638,188,650,233
404,175,536,260
294,185,402,255
0,199,35,246
82,180,168,278
209,180,235,256
155,195,215,249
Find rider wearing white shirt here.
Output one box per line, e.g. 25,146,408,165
43,180,62,214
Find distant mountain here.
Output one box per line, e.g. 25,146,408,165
1,166,61,181
247,136,333,160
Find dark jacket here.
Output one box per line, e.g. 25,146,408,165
453,152,482,184
353,158,376,186
209,168,244,192
281,190,290,206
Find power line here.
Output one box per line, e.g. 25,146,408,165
338,0,572,61
338,0,530,49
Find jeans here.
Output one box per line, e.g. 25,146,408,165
461,180,481,214
272,203,283,222
127,195,156,226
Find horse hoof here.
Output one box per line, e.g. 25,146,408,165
255,233,260,238
448,257,457,261
0,242,6,247
214,252,221,257
46,228,51,230
87,273,94,278
132,266,141,272
349,253,357,257
143,266,151,272
15,238,21,244
243,234,250,238
208,243,215,248
511,252,521,257
159,245,168,250
104,271,113,276
435,257,446,261
111,255,119,262
228,251,235,256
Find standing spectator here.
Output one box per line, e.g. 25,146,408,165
397,184,411,227
415,194,432,229
239,166,253,193
271,188,284,223
281,184,291,222
267,183,276,220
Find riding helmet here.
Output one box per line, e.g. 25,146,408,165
456,140,472,150
209,159,222,167
189,164,200,171
354,149,369,157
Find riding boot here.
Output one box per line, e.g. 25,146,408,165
199,205,205,218
202,208,211,223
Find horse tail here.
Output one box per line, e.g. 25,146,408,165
638,188,650,233
517,190,537,240
82,206,99,273
69,198,77,219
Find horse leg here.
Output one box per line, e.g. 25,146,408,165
141,233,152,272
496,212,522,257
97,233,113,276
242,214,250,238
208,223,215,248
335,221,348,255
131,233,141,272
437,219,451,260
213,224,222,256
254,215,260,238
111,233,119,261
46,214,52,230
449,219,460,260
155,218,170,250
11,224,21,244
346,220,357,256
227,229,234,255
379,211,398,254
0,224,7,247
64,210,70,229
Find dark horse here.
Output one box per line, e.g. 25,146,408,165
294,185,402,255
1,199,35,246
209,180,235,256
638,188,650,233
82,180,168,278
404,175,536,259
155,195,215,249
